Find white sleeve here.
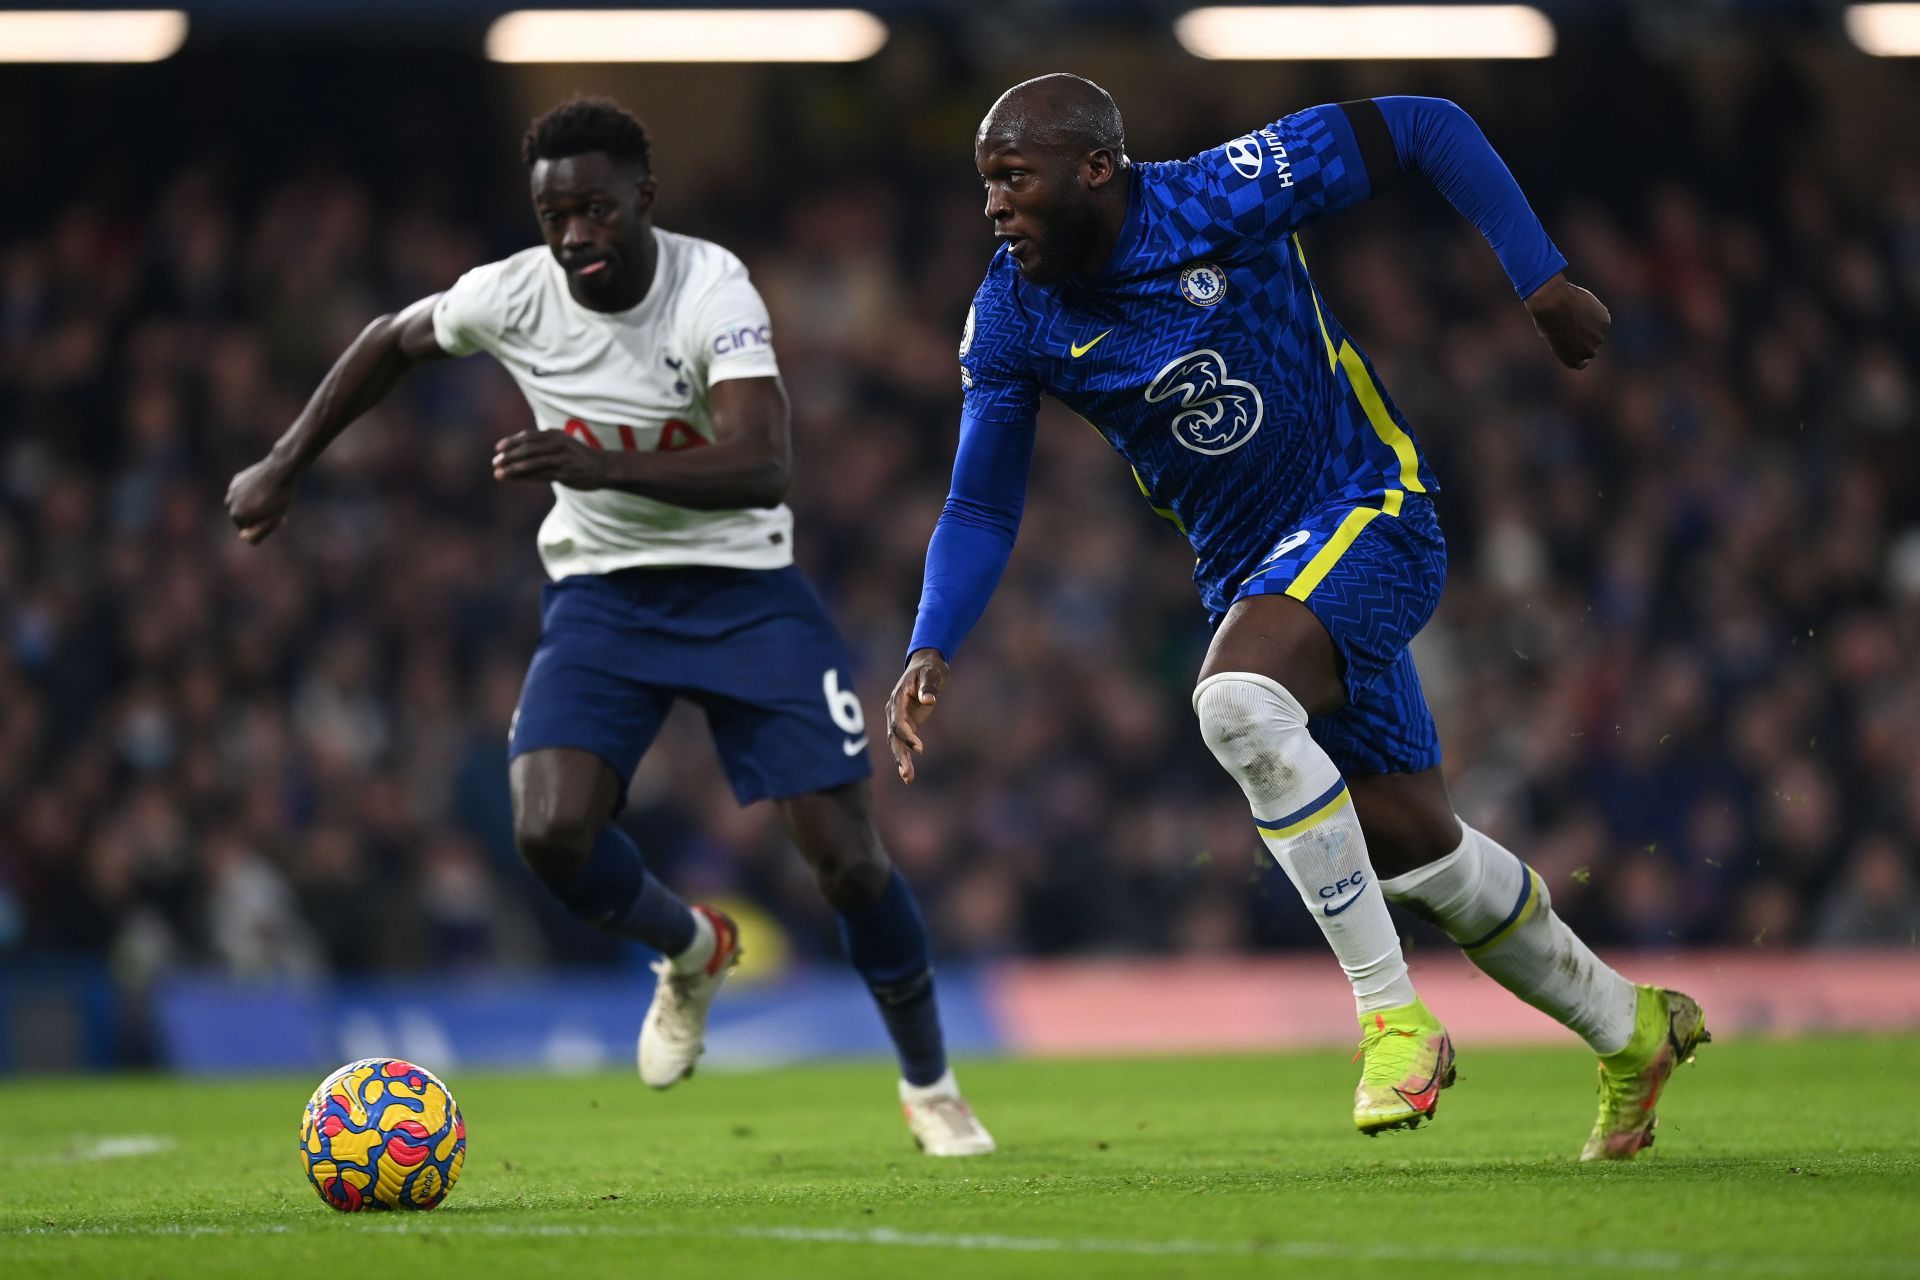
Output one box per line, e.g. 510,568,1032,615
692,269,781,387
431,262,506,358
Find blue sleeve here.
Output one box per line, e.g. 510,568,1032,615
906,408,1036,662
1369,96,1567,299
958,290,1041,425
1192,104,1374,242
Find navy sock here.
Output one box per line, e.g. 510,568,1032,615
837,868,947,1086
551,824,697,957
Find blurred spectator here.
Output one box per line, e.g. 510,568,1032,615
2,53,1917,1023
1812,835,1920,946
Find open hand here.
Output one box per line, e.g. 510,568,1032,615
226,455,298,544
1524,274,1610,370
492,429,611,489
887,648,949,784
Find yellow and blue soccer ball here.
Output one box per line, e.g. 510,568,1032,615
299,1058,466,1212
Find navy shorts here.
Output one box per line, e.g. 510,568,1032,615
1225,491,1447,777
510,565,873,805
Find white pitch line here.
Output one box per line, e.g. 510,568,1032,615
9,1219,1912,1275
10,1136,177,1166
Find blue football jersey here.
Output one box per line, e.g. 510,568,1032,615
959,103,1441,617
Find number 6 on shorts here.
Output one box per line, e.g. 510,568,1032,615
823,669,865,735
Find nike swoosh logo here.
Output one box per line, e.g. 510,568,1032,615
842,736,869,756
1392,1035,1452,1114
1395,1075,1444,1113
1322,893,1364,917
1070,330,1112,358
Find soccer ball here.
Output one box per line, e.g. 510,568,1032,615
299,1058,466,1212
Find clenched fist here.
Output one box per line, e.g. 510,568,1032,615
1524,274,1610,370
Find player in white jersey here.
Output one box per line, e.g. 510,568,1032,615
225,97,992,1156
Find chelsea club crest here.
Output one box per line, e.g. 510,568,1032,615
1179,262,1227,307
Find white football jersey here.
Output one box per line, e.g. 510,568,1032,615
432,229,790,579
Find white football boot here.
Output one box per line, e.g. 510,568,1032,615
900,1069,996,1156
638,906,740,1089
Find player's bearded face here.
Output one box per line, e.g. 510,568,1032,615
982,149,1100,285
1033,191,1101,285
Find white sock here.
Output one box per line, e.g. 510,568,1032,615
899,1067,961,1103
669,908,718,975
1194,672,1416,1015
1379,823,1637,1054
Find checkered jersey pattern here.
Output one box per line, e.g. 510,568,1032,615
960,102,1441,619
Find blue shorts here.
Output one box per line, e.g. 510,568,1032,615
1226,491,1447,777
510,565,873,805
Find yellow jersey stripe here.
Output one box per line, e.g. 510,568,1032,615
1292,236,1428,495
1075,408,1186,534
1132,466,1187,533
1338,343,1427,495
1254,784,1352,840
1294,236,1340,370
1284,491,1402,602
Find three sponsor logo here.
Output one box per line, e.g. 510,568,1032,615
1145,347,1265,455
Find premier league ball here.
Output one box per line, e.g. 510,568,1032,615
299,1058,466,1212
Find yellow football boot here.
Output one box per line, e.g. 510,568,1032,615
1353,998,1456,1134
1581,985,1709,1161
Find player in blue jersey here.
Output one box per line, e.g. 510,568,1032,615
888,75,1706,1157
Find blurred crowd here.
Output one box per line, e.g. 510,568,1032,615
4,55,1919,1006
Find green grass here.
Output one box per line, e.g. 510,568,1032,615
3,1036,1916,1279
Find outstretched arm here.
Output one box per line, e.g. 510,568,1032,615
887,408,1036,783
1213,98,1608,368
490,374,791,509
1362,96,1610,368
226,294,449,543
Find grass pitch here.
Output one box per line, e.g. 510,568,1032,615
3,1036,1915,1279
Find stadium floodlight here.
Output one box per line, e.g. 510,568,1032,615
486,9,889,63
1174,5,1555,60
1847,4,1920,55
0,10,186,62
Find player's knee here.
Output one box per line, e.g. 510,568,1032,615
807,842,891,913
781,782,890,911
1193,671,1311,780
512,807,601,886
1365,806,1464,879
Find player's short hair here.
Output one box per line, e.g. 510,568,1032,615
521,96,654,173
1042,75,1124,157
986,74,1126,159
